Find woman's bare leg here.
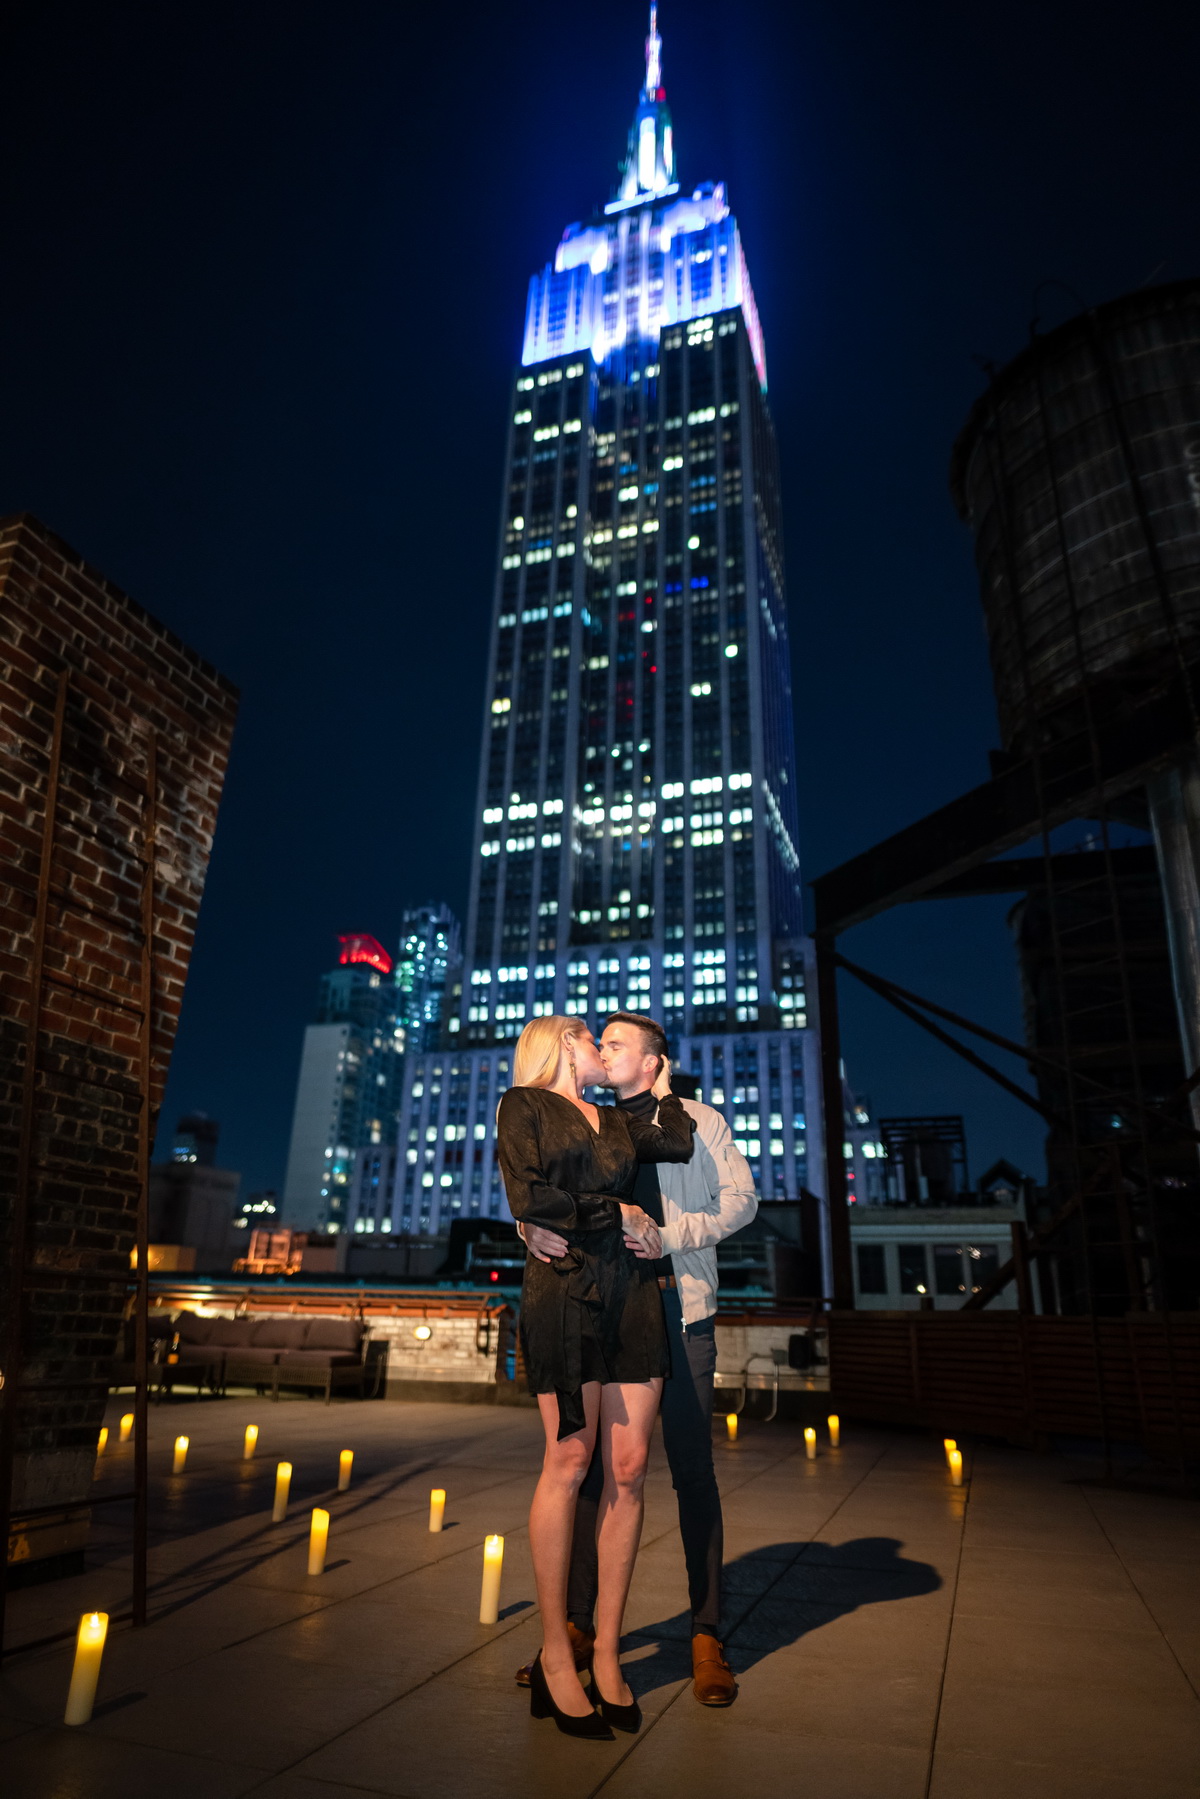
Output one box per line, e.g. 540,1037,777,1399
530,1385,600,1715
592,1378,663,1704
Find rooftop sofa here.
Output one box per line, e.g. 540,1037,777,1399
173,1312,383,1402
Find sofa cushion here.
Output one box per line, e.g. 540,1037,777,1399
302,1318,362,1352
175,1312,213,1345
278,1349,362,1369
250,1317,309,1350
207,1317,253,1347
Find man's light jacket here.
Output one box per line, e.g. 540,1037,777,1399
657,1098,758,1330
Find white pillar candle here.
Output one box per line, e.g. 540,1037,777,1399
479,1534,504,1624
118,1413,133,1443
308,1507,330,1575
338,1449,353,1492
172,1435,188,1474
63,1611,108,1725
827,1414,840,1448
804,1426,817,1460
272,1461,292,1522
948,1449,964,1488
725,1413,738,1442
429,1487,446,1532
243,1424,258,1460
96,1426,108,1456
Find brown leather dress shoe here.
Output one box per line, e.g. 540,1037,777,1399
515,1621,595,1687
691,1633,737,1706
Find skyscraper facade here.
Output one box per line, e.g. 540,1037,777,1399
282,934,404,1230
395,904,462,1052
384,11,825,1264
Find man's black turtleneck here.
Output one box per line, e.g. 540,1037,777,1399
614,1086,670,1275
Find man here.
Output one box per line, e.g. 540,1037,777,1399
515,1011,757,1707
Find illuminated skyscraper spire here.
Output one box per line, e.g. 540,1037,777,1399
618,4,675,201
644,4,663,93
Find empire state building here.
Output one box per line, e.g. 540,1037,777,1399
360,10,824,1250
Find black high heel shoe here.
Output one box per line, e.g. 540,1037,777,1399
529,1653,613,1740
589,1673,642,1733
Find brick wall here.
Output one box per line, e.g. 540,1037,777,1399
0,512,238,1535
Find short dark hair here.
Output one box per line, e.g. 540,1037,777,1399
605,1011,669,1062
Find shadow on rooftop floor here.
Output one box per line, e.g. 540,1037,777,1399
626,1538,942,1684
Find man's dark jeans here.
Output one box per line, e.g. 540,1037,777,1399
567,1287,723,1638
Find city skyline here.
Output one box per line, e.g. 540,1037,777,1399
6,0,1197,1198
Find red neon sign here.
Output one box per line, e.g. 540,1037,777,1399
337,933,393,975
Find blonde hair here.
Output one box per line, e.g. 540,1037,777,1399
513,1015,589,1090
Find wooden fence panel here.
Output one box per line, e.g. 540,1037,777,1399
829,1311,1199,1455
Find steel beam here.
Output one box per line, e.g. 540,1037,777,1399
811,675,1199,936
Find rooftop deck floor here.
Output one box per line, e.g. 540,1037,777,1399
2,1396,1198,1798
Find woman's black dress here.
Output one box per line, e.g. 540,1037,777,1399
496,1086,696,1439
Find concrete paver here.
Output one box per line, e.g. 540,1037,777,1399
1,1394,1197,1798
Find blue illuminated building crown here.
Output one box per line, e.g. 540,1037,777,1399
522,5,767,388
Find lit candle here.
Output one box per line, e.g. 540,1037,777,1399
948,1449,964,1488
63,1611,109,1725
172,1435,188,1474
827,1414,840,1448
272,1461,292,1522
119,1413,133,1444
338,1449,353,1492
429,1487,446,1532
479,1533,504,1624
308,1507,330,1575
804,1426,817,1460
96,1426,108,1456
243,1424,258,1460
725,1413,738,1442
943,1437,957,1467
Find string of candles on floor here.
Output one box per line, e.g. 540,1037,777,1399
726,1412,845,1451
97,1420,359,1511
84,1408,683,1679
71,1422,403,1722
83,1397,874,1719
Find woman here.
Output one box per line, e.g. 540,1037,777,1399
497,1015,695,1740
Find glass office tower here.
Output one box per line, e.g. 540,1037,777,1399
377,10,825,1255
395,904,462,1052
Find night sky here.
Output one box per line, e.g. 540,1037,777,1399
4,0,1199,1200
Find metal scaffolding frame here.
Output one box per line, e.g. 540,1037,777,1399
812,293,1200,1472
